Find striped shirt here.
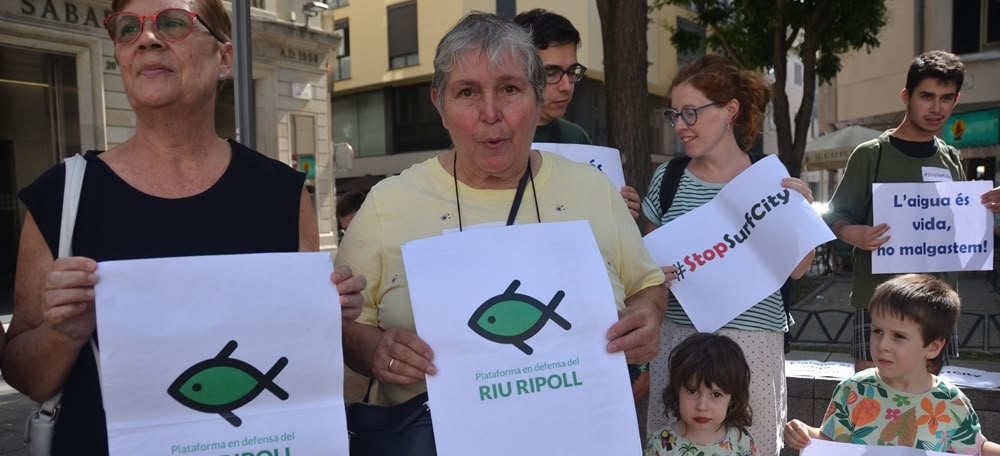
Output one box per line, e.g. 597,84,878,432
641,161,790,331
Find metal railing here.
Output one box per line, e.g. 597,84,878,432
789,309,1000,351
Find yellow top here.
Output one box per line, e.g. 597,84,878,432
335,150,664,405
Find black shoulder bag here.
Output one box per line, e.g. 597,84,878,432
346,382,435,456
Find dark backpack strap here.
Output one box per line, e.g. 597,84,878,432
873,141,883,183
863,141,884,223
749,152,792,344
752,152,793,338
943,142,965,180
661,153,764,217
658,156,692,217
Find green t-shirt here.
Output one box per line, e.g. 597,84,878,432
823,130,964,308
533,118,592,145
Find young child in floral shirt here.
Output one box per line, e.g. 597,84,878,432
785,274,998,454
644,333,756,456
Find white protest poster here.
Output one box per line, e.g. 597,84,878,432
643,155,834,332
531,142,626,189
402,221,639,456
95,252,347,456
938,365,1000,390
785,360,1000,389
784,360,854,380
871,181,993,273
801,438,951,456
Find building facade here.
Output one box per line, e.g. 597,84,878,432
327,0,700,191
0,0,342,311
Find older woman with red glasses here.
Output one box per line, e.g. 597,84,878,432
2,1,364,454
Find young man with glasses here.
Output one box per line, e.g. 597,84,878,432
513,9,592,145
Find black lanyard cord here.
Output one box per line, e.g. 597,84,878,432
453,151,540,232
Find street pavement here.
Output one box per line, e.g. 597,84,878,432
0,271,998,454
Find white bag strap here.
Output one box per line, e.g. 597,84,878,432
58,154,86,258
35,154,93,419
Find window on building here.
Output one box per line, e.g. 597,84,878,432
496,0,516,18
953,0,999,54
251,0,266,9
793,62,803,86
392,83,450,152
334,19,350,80
327,0,349,8
388,1,419,69
675,18,706,68
333,91,388,157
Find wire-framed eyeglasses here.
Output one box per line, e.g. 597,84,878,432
104,8,226,45
544,63,587,85
663,102,720,128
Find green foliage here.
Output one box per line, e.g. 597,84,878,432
657,0,887,84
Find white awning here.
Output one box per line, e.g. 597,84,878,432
804,126,883,171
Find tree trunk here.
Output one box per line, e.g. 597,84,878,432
772,0,797,177
596,0,653,196
788,2,835,179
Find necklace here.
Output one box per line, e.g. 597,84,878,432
452,151,540,232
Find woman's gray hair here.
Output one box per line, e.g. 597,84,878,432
432,12,545,108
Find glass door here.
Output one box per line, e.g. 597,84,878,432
0,45,80,315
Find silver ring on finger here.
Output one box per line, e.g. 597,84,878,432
388,358,395,371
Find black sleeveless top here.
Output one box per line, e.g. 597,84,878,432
17,139,304,455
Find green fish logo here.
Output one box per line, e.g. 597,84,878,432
167,340,289,427
468,279,571,355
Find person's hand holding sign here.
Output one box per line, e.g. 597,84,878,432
834,222,891,252
659,264,680,288
980,186,1000,213
783,419,824,450
620,185,641,220
373,328,437,385
782,177,813,203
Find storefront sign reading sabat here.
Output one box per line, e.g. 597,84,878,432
19,0,112,29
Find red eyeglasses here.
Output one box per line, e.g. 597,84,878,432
103,8,226,45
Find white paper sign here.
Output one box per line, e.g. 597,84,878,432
95,252,347,456
402,221,640,456
643,155,834,332
872,181,993,273
531,142,626,189
785,360,1000,390
784,360,855,380
938,365,1000,390
801,437,952,456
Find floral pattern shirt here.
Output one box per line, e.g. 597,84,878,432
820,369,987,454
644,424,756,456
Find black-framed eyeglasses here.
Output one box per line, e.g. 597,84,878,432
664,102,720,128
103,8,226,45
544,63,587,85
